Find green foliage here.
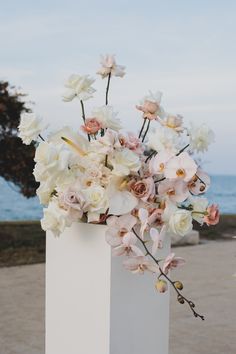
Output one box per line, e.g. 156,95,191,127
0,81,38,197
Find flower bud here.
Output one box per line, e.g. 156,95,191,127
155,279,168,293
177,295,185,304
174,281,183,290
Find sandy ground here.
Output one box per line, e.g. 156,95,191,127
0,240,235,354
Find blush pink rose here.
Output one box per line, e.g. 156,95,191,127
136,100,159,120
204,204,220,226
81,118,102,135
129,177,155,202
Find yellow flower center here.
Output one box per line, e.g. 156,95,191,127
176,169,185,178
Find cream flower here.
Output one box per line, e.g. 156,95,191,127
169,209,193,236
164,152,197,182
92,105,122,131
110,148,141,176
136,91,165,120
41,199,72,236
188,123,215,153
18,113,46,145
97,54,125,78
190,197,208,225
148,126,179,153
162,114,184,132
82,185,108,222
62,74,96,102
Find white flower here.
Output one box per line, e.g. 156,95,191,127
97,54,125,78
188,123,215,153
169,209,193,236
190,197,208,224
92,105,122,131
110,148,141,176
41,199,72,236
62,74,96,102
36,182,54,205
148,126,179,153
164,152,197,182
18,113,46,145
82,185,108,222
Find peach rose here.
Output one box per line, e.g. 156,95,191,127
204,204,220,226
81,118,102,134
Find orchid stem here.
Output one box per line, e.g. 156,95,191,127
176,144,190,156
145,150,157,163
80,100,90,142
132,228,205,320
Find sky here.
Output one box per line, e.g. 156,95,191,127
1,0,236,175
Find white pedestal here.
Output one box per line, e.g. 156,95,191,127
46,222,170,354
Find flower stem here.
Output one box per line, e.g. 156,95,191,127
138,118,147,139
142,119,151,142
145,150,157,163
132,228,205,320
106,73,111,105
80,100,90,142
176,144,190,156
38,134,45,142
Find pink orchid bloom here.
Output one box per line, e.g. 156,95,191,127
150,225,167,255
106,214,137,247
204,204,220,226
112,232,144,257
188,169,211,195
158,179,189,203
164,152,197,182
149,151,174,175
123,256,159,274
163,253,186,274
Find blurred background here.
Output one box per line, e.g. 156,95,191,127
0,1,235,354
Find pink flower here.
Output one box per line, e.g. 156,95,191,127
119,132,144,155
164,152,197,182
149,151,174,175
97,54,125,78
188,169,211,195
136,100,159,120
58,190,85,219
204,204,220,226
163,253,186,274
123,256,159,274
158,179,189,203
129,177,155,202
150,225,167,255
105,214,142,256
81,118,102,135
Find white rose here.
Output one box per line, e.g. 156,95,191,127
36,182,55,205
169,209,193,236
62,74,96,102
82,185,108,221
148,126,179,153
18,113,46,145
190,197,208,224
41,199,72,236
189,123,215,153
110,148,141,176
92,105,122,131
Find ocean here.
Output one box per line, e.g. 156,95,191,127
0,175,235,221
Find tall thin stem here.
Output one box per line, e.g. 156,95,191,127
138,118,147,139
105,73,111,105
142,119,151,142
132,228,205,320
176,144,190,156
80,100,90,142
38,134,45,142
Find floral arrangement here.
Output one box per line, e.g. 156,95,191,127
18,54,220,320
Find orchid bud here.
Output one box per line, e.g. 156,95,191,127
174,281,183,290
155,279,168,293
177,295,185,304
